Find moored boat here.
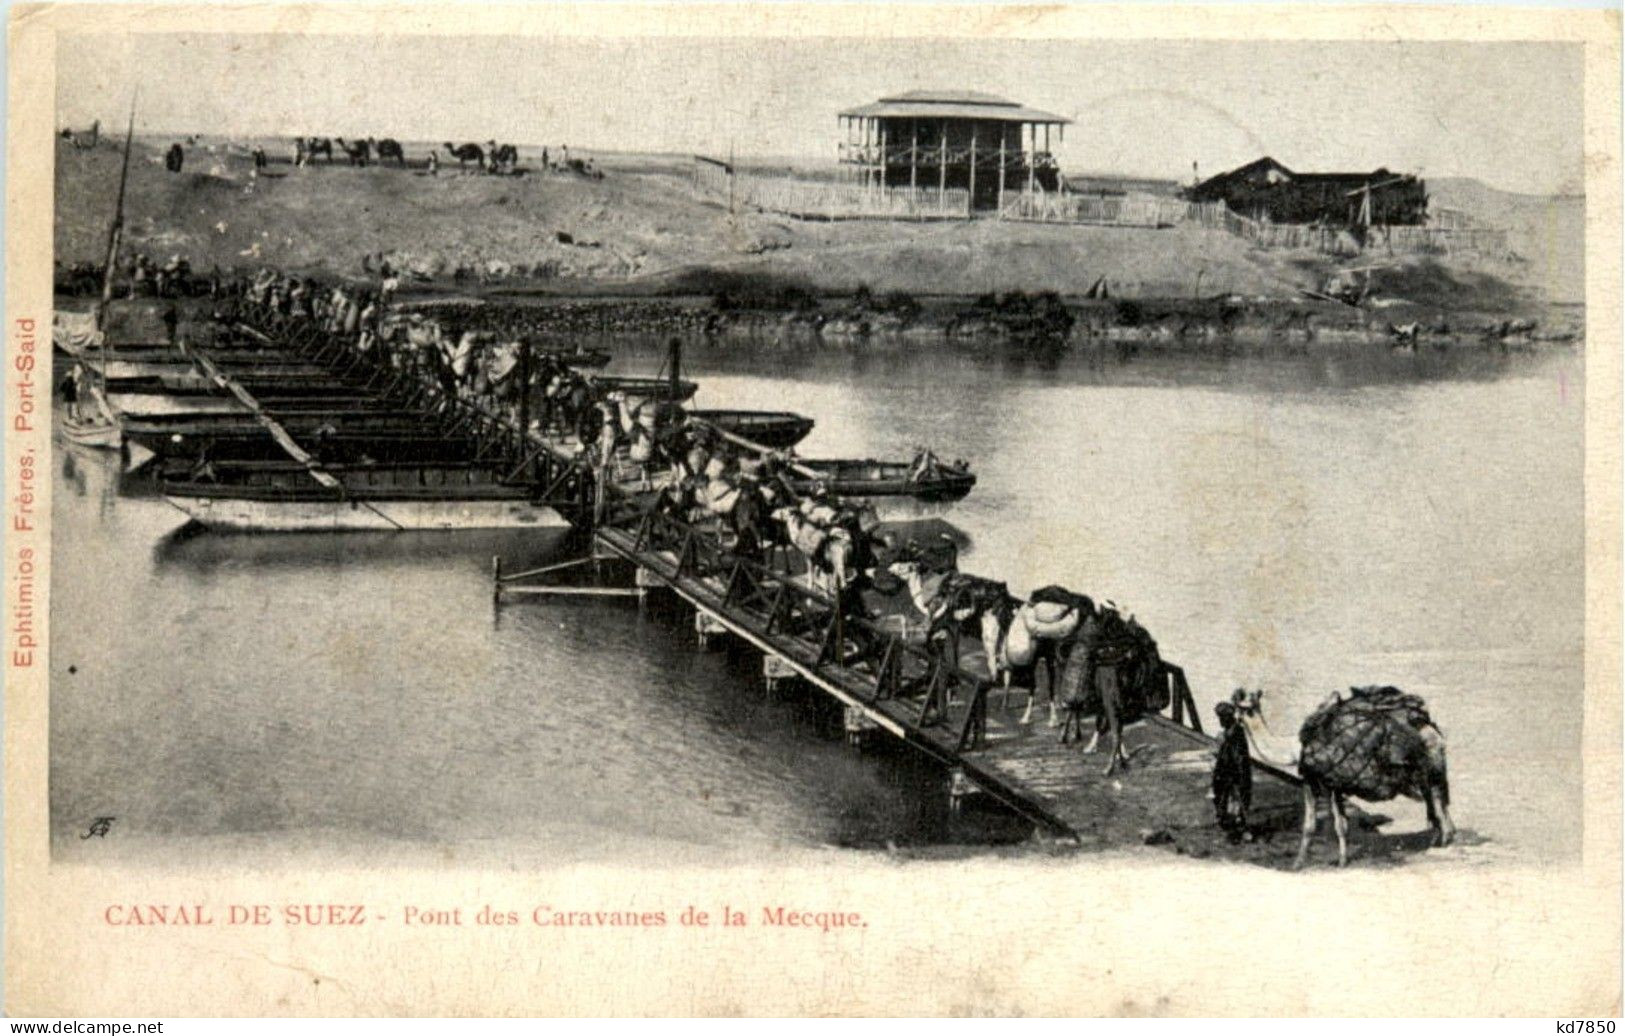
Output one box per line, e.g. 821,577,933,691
788,456,977,515
689,410,815,450
120,408,436,440
58,385,122,448
540,346,612,369
161,460,569,533
590,375,699,402
103,373,372,396
133,427,481,465
86,354,327,381
106,392,407,418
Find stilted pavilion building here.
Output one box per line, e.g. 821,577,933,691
837,90,1071,212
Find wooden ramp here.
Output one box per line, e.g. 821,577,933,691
588,505,1307,857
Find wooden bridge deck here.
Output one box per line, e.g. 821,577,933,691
590,517,1306,855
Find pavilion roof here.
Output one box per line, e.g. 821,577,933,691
839,90,1071,125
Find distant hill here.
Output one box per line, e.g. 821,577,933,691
1427,177,1585,302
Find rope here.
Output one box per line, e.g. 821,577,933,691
1300,692,1429,798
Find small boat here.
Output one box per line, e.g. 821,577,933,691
590,375,699,402
86,354,327,381
688,409,815,450
161,460,569,533
102,373,372,396
789,456,977,515
132,427,481,465
121,408,434,438
106,391,408,418
104,393,247,417
538,346,612,369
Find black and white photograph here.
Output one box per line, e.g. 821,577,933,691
7,3,1619,1018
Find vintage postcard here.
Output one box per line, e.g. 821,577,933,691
5,2,1621,1017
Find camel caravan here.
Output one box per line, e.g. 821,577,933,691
883,545,1168,777
292,136,414,169
205,265,1461,869
120,133,593,181
287,136,528,175
884,550,1459,865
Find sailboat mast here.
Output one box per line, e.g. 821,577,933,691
95,96,138,386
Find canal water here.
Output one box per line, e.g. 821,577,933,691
49,337,1584,866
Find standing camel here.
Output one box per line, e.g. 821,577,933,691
1055,604,1163,776
1294,686,1455,869
373,138,406,165
334,138,371,167
888,555,1007,671
773,505,856,598
486,142,519,172
977,587,1095,725
443,142,485,170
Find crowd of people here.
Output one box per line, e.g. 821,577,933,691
408,299,720,340
218,267,601,432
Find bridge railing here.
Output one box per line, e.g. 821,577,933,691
600,498,994,750
599,494,1206,746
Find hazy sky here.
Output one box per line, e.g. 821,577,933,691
57,35,1583,194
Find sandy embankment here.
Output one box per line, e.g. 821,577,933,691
55,137,1581,332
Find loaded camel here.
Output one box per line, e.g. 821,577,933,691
611,392,682,489
544,367,595,437
372,137,406,166
772,495,879,600
667,447,791,568
1291,686,1455,869
887,548,1009,673
296,137,334,165
978,587,1097,725
334,137,371,167
1054,603,1165,776
486,141,519,172
444,142,485,170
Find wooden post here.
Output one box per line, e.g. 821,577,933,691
968,125,977,218
865,118,873,190
516,339,531,458
668,336,681,399
997,125,1007,216
948,768,972,815
1027,122,1036,196
909,118,918,197
938,126,947,212
877,122,887,200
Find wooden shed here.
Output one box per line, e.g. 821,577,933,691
1186,157,1428,227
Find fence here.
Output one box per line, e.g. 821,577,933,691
692,157,1511,254
1376,224,1510,256
693,155,968,220
1191,200,1509,256
1002,190,1194,228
